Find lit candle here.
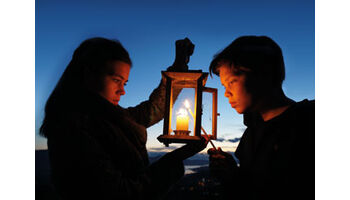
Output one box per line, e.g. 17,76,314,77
176,108,189,130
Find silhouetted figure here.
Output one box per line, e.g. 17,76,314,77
208,36,315,200
40,37,207,200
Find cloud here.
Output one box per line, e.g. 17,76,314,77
147,145,179,152
227,137,241,143
212,136,241,143
215,137,226,142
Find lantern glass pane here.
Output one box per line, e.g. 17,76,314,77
202,92,213,137
170,87,196,136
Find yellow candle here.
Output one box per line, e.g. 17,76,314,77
176,108,189,130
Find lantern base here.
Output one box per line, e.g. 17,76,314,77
174,130,191,136
157,134,201,146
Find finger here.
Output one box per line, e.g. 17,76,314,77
209,152,225,159
199,135,208,143
215,149,232,159
211,154,226,159
201,134,208,141
201,137,209,147
175,40,181,46
207,148,217,155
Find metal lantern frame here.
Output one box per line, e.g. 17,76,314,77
157,70,218,146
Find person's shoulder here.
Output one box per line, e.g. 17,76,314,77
294,99,315,115
289,99,315,128
296,99,315,107
290,99,315,145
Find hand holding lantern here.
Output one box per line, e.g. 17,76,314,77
168,38,195,72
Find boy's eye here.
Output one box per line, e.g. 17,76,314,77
228,80,235,85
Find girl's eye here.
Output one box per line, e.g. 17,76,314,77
113,79,127,86
113,79,121,83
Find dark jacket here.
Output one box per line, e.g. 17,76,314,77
47,81,184,200
224,99,315,200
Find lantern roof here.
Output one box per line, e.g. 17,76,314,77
162,70,209,88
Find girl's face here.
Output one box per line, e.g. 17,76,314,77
98,61,130,106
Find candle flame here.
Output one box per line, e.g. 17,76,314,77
177,108,188,116
184,99,190,109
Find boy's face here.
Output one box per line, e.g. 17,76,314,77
218,64,253,114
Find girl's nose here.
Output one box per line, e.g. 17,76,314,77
118,85,126,96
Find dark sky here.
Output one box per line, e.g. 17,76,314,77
35,0,315,149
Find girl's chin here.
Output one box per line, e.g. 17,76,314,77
111,100,119,106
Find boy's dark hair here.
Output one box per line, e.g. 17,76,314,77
209,36,285,89
40,37,132,137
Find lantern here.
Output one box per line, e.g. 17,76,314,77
157,70,218,146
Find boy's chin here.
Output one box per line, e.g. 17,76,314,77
234,108,244,114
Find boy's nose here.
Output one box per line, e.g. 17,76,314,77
224,89,231,98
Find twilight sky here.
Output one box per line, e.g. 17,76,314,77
35,0,315,151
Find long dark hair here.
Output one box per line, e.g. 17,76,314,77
40,37,132,137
